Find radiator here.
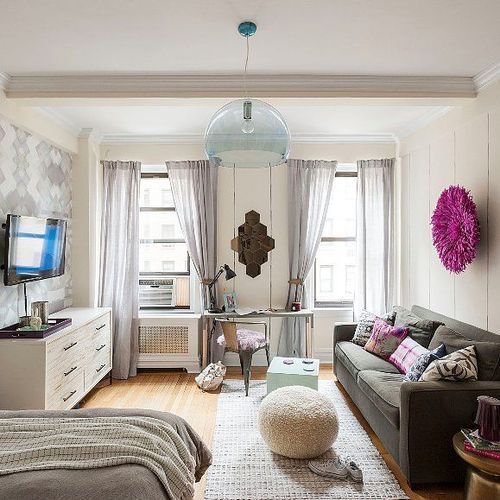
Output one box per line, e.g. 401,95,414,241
139,325,189,354
137,316,200,373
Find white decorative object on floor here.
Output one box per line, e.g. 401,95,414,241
266,356,319,393
205,380,409,500
258,385,338,459
195,361,226,391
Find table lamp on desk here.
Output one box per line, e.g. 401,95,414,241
207,264,236,313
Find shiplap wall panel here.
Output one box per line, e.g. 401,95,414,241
488,110,500,333
454,114,489,329
429,132,455,317
408,147,430,308
400,155,411,308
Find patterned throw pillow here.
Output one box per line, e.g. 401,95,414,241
404,344,447,382
420,345,478,382
388,337,429,374
364,319,409,360
351,310,396,347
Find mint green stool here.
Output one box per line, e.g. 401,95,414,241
266,356,319,394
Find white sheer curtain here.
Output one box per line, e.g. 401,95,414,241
354,158,395,318
99,161,140,380
278,159,337,357
165,160,218,308
166,160,220,362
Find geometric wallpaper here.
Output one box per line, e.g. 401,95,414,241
0,115,73,328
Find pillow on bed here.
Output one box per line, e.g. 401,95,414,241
351,310,396,347
364,319,409,360
388,337,429,374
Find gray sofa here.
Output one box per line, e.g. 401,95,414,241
333,305,500,486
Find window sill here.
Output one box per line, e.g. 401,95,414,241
139,310,201,319
313,307,354,318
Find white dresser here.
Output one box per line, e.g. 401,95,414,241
0,307,112,410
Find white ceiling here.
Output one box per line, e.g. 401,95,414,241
38,99,450,139
1,0,499,77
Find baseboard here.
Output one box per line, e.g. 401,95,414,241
313,348,334,364
222,349,333,367
137,354,200,373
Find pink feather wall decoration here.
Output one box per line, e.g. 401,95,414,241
431,185,480,274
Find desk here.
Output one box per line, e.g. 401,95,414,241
201,309,314,367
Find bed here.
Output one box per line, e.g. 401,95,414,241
0,407,212,500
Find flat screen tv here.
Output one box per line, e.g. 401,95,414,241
3,214,67,286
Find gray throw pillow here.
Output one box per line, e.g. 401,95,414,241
393,306,443,348
351,310,396,347
429,325,500,381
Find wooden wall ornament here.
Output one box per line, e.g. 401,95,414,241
231,210,275,278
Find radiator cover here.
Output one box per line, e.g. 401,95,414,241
139,325,189,354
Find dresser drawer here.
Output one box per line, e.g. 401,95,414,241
47,356,83,395
48,370,85,410
46,331,82,368
85,346,111,390
88,327,111,357
87,315,111,339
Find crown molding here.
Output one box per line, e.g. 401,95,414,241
4,73,477,98
395,106,452,139
37,106,80,135
0,72,10,92
473,62,500,92
101,132,397,145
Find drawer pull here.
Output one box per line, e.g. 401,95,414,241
64,341,78,351
63,390,77,402
64,366,77,377
96,364,106,373
96,344,106,352
95,324,106,331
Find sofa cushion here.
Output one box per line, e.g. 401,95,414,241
393,306,443,348
357,370,404,428
429,325,500,381
335,341,400,381
351,310,396,347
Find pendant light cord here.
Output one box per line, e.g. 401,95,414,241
233,163,236,294
244,35,250,99
269,162,273,311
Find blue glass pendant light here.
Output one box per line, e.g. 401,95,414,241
204,22,291,168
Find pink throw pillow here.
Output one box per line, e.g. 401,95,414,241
364,318,409,360
388,337,429,374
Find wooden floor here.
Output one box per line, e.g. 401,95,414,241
82,366,463,500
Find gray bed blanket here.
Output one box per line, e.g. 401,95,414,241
0,408,212,500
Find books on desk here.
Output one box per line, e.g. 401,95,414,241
233,307,273,316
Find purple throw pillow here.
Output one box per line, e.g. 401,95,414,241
389,337,429,374
364,319,409,360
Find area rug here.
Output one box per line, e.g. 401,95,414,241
204,380,408,500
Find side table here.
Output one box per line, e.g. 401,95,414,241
452,432,500,500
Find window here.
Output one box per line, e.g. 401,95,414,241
314,164,357,307
139,165,190,309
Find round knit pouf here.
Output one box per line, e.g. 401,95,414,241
258,385,339,459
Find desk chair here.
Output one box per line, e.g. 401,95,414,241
216,319,270,396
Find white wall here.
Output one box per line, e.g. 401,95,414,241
102,141,395,361
399,79,500,333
